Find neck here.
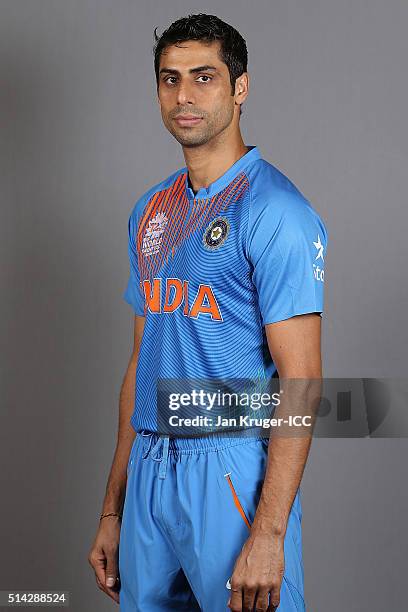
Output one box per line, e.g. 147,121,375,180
182,130,248,196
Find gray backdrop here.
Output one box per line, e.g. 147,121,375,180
1,0,407,610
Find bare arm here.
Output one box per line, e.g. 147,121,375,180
251,312,322,536
88,314,145,603
100,314,146,516
228,312,323,612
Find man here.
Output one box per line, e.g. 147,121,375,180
88,13,328,612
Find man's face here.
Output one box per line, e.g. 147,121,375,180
157,40,243,147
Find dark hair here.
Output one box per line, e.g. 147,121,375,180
153,13,248,98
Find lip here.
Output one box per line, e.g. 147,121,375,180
174,115,203,127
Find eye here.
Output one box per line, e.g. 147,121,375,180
164,76,177,85
196,75,212,83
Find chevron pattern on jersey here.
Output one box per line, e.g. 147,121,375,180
136,171,249,281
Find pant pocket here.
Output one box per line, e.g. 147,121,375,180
223,471,253,529
218,441,267,529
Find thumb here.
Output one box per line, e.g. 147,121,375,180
105,553,118,588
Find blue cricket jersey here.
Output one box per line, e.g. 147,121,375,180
123,146,328,433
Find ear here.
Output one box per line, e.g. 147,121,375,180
234,72,249,106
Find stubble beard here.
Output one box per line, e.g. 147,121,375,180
164,105,234,148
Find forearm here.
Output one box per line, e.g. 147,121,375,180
252,378,321,537
252,436,311,537
100,356,138,515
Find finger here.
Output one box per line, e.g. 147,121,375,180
95,576,105,591
105,549,119,589
228,583,243,611
255,588,270,611
267,587,280,611
96,575,120,604
91,550,120,603
242,585,257,612
89,550,107,590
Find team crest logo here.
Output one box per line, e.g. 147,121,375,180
142,212,168,256
203,217,230,250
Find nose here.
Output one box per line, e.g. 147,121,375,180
176,79,195,106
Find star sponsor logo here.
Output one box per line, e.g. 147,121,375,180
313,234,324,262
142,212,168,256
313,234,325,282
203,217,230,250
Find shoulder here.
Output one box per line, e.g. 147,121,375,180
128,166,187,223
245,158,328,242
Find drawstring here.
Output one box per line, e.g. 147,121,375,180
140,431,170,479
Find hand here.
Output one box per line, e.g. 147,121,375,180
88,517,122,604
227,532,285,611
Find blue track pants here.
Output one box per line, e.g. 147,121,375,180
118,431,305,611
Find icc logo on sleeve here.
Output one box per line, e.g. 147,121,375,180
203,217,230,250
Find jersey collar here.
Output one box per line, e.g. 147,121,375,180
184,145,261,201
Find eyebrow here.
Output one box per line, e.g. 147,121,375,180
159,65,218,76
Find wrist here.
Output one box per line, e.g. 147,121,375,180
100,511,122,522
252,500,287,538
252,516,286,539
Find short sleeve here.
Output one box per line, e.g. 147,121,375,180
123,212,145,316
247,193,328,325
